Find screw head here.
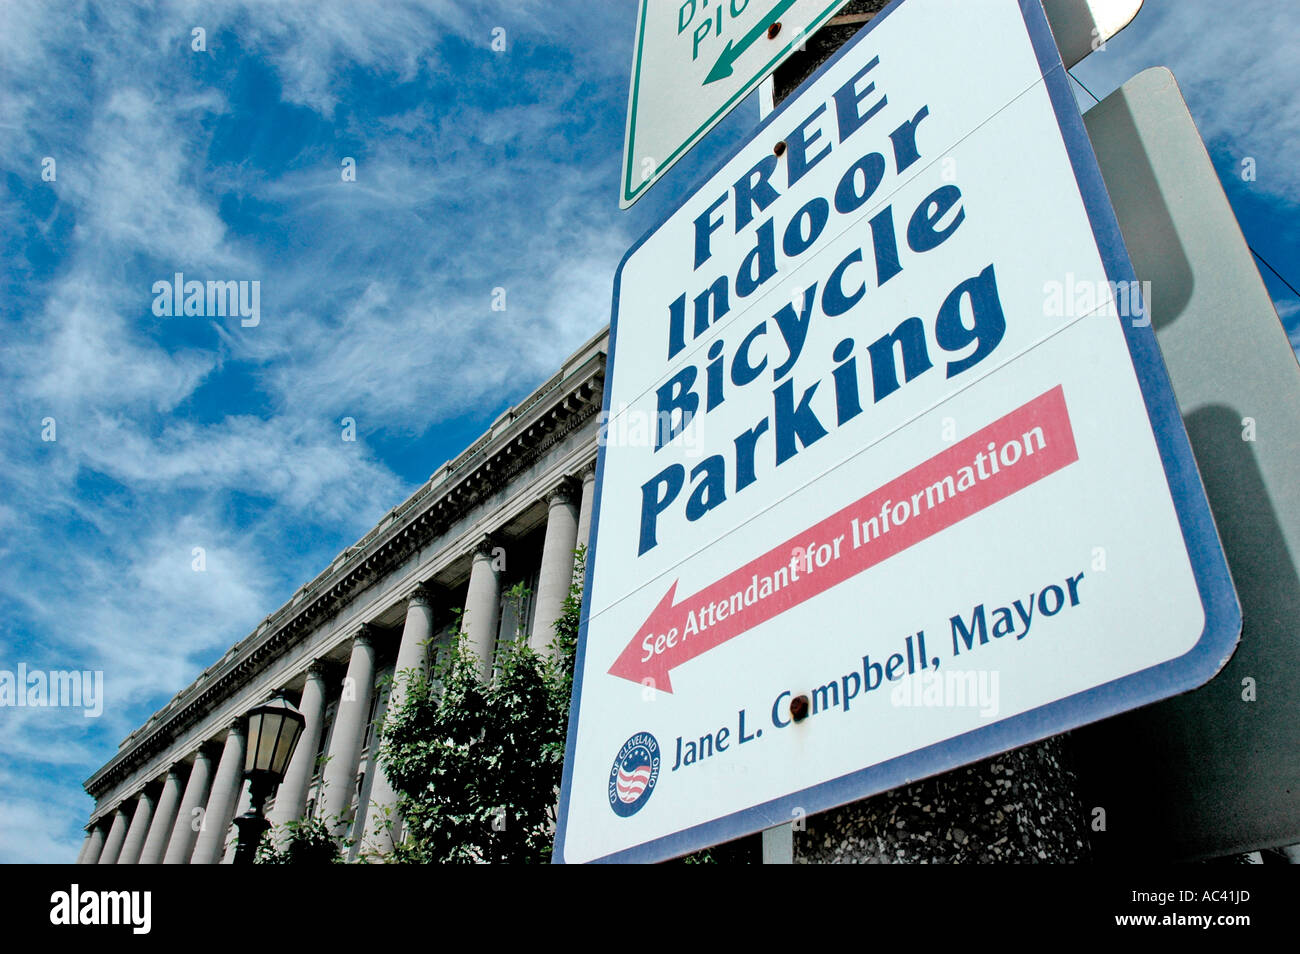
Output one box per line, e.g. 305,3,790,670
773,140,787,157
768,21,783,40
790,694,810,722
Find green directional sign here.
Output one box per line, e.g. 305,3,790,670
620,0,851,208
704,0,801,83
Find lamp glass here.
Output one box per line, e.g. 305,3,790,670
244,695,305,778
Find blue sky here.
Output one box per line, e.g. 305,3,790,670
0,0,1296,864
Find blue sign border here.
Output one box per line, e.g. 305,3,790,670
555,0,1241,864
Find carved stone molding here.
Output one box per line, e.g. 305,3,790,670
471,533,500,560
405,582,435,608
543,476,579,508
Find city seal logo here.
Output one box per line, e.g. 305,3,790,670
608,732,661,817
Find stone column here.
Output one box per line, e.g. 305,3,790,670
391,585,435,707
361,585,435,855
77,824,104,864
267,662,330,833
221,780,253,863
463,536,502,675
531,480,579,652
575,464,597,552
115,790,156,864
138,766,184,864
75,830,92,864
319,627,377,838
97,806,130,864
190,720,246,865
163,747,214,864
83,820,108,864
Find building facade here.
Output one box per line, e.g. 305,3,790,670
77,330,607,864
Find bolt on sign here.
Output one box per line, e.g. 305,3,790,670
620,0,852,208
558,0,1240,863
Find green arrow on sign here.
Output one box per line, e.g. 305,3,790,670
703,0,801,85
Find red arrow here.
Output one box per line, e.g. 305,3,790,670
608,386,1079,692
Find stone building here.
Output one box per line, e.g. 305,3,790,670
76,329,608,864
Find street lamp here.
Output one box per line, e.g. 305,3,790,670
233,691,306,864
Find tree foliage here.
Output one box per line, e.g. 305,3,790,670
377,549,584,863
256,816,344,865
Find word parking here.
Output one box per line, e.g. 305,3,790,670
638,54,1009,554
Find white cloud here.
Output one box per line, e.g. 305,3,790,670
74,412,404,513
72,87,237,266
19,280,217,415
0,781,89,864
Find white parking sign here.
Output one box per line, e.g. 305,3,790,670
558,0,1239,864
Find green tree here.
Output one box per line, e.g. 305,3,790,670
255,816,344,865
377,548,585,863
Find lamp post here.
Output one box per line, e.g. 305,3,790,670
233,691,305,864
